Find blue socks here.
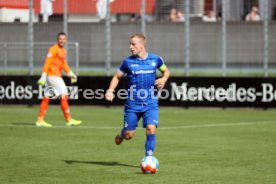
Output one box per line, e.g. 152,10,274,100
145,134,156,156
120,129,156,156
120,128,125,139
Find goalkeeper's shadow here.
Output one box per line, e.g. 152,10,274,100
11,122,35,126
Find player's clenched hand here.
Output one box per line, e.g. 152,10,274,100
155,78,167,89
105,89,114,102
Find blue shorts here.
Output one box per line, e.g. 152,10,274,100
123,103,158,131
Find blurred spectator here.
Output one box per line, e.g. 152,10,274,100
129,11,153,23
202,10,217,22
129,14,138,22
216,4,222,21
96,0,115,21
169,8,185,22
245,6,261,21
155,0,175,21
169,8,178,22
176,11,185,22
156,0,185,22
41,0,55,23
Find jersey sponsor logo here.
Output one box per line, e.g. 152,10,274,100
131,64,139,67
131,70,155,75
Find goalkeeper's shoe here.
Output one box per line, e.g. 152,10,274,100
115,134,123,145
66,118,82,126
36,120,52,127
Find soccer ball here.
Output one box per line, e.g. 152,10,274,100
140,156,159,174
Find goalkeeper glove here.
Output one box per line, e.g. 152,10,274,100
37,72,47,86
68,71,77,84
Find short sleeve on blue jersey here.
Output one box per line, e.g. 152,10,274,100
157,56,167,72
119,59,128,74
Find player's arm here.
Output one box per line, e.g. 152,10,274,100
37,49,56,86
105,71,124,102
155,57,170,89
63,61,77,84
155,66,169,89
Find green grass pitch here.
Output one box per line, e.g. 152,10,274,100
0,105,276,184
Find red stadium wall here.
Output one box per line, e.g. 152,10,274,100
33,0,155,15
0,0,28,9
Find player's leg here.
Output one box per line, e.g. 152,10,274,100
116,129,137,145
143,108,158,156
36,96,52,127
36,76,54,127
145,125,156,156
61,97,82,126
48,76,81,126
115,110,141,145
60,95,71,122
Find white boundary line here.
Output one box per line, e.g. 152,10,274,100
0,121,274,130
158,121,275,130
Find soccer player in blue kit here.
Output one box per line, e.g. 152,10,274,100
105,33,170,156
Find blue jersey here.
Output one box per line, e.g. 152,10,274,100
119,53,166,105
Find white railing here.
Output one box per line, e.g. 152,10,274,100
0,42,79,75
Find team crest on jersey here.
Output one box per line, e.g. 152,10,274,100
151,61,156,67
47,52,53,58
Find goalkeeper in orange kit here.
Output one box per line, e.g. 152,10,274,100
36,32,82,127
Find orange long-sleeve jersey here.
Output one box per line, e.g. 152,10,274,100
42,44,71,77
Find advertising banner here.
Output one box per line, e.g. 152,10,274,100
1,76,276,107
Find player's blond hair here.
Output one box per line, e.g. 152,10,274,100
130,33,146,45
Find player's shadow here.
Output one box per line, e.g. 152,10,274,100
64,160,139,168
11,122,35,126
